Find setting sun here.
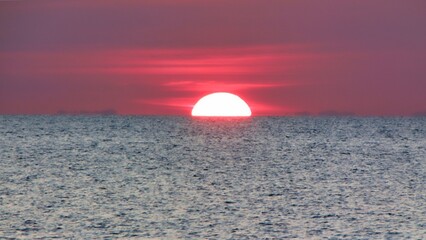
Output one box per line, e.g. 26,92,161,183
191,92,252,117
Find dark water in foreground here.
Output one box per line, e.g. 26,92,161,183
0,116,425,239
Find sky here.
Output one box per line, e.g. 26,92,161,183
1,0,425,116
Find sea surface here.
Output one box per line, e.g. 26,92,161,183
0,116,425,239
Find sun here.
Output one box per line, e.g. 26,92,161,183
192,92,252,117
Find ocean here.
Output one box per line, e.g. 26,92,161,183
0,116,425,239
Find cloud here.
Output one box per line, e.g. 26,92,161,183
1,0,425,115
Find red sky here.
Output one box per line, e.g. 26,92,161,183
1,0,425,116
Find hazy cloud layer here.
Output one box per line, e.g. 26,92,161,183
1,0,425,115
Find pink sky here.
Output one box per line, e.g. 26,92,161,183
1,0,425,115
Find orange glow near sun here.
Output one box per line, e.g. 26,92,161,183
191,92,252,117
